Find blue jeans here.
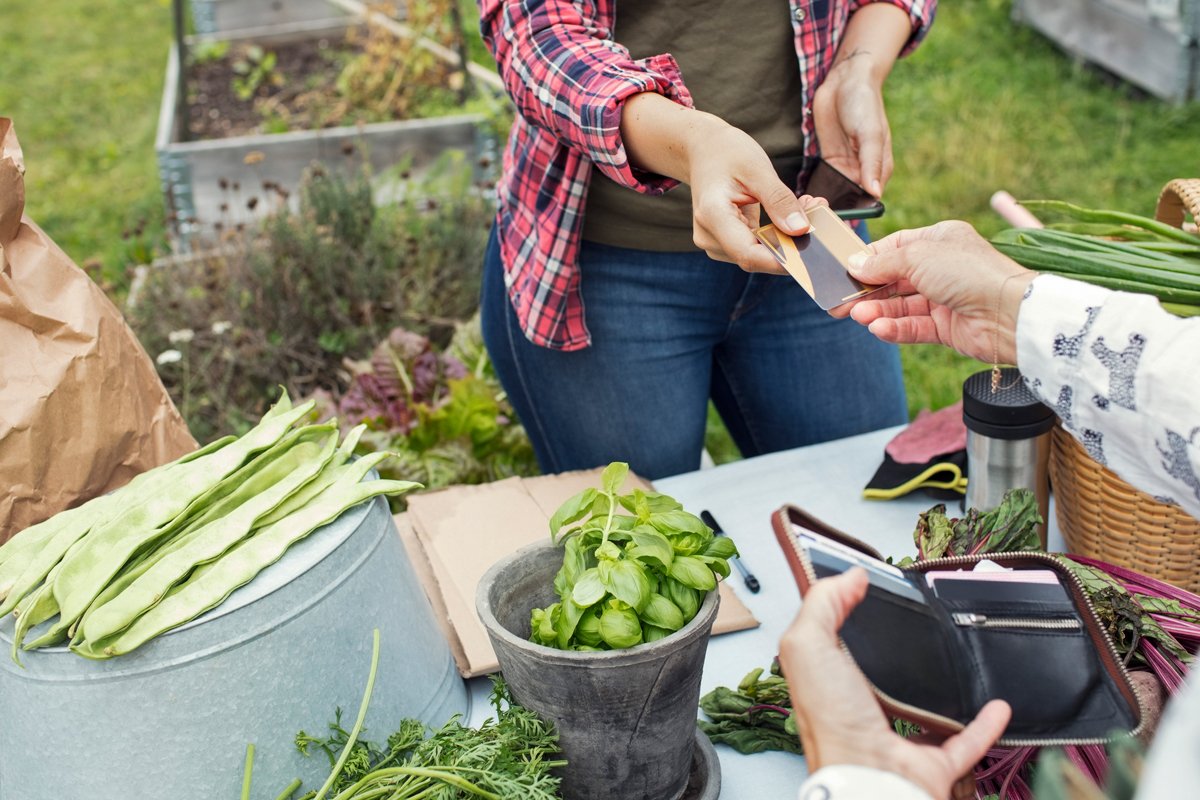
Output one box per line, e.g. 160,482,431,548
480,231,907,480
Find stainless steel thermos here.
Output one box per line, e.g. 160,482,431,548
963,367,1055,545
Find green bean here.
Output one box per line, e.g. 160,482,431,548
10,562,64,665
51,400,315,633
79,434,338,644
67,424,346,644
78,474,417,657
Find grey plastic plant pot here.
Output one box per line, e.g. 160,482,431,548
0,495,467,800
476,543,719,800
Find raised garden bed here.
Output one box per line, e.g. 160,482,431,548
157,12,501,247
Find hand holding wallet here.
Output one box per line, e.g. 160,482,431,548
772,505,1144,745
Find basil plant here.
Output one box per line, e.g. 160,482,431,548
530,462,738,651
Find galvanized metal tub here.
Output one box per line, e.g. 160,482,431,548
0,495,466,800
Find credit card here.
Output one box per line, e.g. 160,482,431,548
798,532,926,605
754,206,891,310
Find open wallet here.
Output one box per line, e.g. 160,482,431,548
771,505,1144,746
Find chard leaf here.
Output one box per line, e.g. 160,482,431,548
914,504,954,559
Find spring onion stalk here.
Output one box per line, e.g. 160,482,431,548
242,744,255,800
273,779,303,800
313,629,381,800
1020,200,1200,245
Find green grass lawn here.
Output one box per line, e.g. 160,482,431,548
0,0,171,287
3,0,1198,457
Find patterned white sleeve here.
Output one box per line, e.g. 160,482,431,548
1016,274,1200,520
797,766,934,799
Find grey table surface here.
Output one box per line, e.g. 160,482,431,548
465,425,1063,798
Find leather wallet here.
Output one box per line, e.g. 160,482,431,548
772,504,1144,746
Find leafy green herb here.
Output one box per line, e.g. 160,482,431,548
280,638,564,800
897,488,1043,565
531,463,736,651
698,663,801,755
1057,557,1193,667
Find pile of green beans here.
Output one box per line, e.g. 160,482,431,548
992,200,1200,317
0,392,421,663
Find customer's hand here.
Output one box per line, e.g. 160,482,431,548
833,221,1036,364
779,568,1011,800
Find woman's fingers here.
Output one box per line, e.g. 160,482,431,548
940,700,1011,778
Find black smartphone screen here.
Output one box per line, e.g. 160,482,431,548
797,158,885,220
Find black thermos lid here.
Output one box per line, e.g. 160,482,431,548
962,367,1055,440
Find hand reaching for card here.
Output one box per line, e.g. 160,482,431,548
831,221,1036,365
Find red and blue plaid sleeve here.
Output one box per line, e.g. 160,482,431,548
479,0,695,193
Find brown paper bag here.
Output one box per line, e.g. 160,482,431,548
0,119,197,544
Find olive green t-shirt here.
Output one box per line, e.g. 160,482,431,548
581,1,807,252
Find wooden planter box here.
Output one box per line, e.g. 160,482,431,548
1013,0,1200,102
189,0,355,37
156,19,493,248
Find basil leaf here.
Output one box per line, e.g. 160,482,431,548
669,532,707,556
620,491,684,515
549,488,597,539
642,623,672,643
628,525,674,569
571,568,607,608
575,606,603,647
530,603,561,646
664,577,701,620
642,593,685,631
561,536,587,586
601,461,630,495
702,535,738,560
599,604,642,649
649,510,709,537
604,559,651,613
669,555,717,591
557,597,587,649
698,555,732,579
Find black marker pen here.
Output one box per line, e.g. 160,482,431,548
699,510,761,594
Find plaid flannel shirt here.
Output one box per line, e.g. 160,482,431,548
480,0,936,351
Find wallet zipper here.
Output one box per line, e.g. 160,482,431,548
951,612,1082,631
912,550,1145,746
784,522,1146,747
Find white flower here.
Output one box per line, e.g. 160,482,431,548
168,329,195,344
211,320,233,335
156,349,183,365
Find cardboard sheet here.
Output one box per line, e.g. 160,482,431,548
0,119,196,543
399,468,760,678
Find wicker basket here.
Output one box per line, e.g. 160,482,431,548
1050,178,1200,593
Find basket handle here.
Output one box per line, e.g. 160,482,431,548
1155,178,1200,229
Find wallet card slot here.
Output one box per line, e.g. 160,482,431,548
960,626,1104,737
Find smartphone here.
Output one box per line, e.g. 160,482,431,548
796,157,885,220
